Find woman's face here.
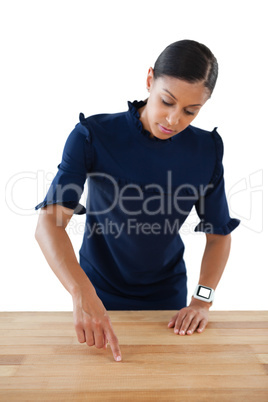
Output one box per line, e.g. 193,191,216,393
139,67,211,140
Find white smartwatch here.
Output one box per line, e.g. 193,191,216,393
192,284,215,303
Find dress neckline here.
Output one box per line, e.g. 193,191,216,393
127,99,176,144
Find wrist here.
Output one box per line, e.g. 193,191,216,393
71,282,97,299
190,295,212,309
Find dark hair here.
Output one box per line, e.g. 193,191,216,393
153,39,218,95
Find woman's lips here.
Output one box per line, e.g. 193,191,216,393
158,124,174,134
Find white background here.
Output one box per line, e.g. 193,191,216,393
1,0,267,311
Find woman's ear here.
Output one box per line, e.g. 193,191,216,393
146,67,154,91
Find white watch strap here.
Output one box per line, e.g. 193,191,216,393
192,284,215,303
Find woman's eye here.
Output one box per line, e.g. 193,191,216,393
162,99,173,106
185,110,195,116
161,99,196,115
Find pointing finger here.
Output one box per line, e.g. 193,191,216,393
106,328,122,362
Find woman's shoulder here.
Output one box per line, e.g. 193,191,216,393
188,124,224,160
188,123,220,138
78,108,127,126
75,109,127,140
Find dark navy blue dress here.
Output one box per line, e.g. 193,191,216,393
35,99,240,310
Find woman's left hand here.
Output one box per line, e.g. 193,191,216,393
167,297,211,335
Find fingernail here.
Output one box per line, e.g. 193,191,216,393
116,356,121,361
174,329,179,334
180,330,184,335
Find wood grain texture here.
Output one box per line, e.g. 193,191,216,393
0,311,267,401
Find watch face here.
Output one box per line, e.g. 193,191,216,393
197,286,212,299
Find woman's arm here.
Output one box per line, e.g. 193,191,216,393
167,233,231,335
35,204,95,296
191,233,231,308
35,204,122,362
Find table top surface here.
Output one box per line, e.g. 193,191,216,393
0,310,268,402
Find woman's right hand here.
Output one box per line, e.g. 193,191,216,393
72,288,122,362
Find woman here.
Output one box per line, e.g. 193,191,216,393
35,39,240,362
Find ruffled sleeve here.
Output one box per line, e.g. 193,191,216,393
34,114,93,215
194,128,240,235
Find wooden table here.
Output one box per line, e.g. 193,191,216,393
0,311,267,401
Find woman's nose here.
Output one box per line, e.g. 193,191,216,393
166,110,180,126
